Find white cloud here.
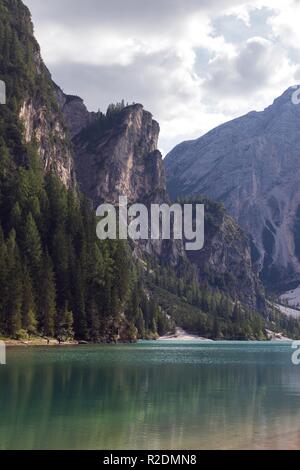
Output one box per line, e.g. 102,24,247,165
23,0,300,153
203,37,295,99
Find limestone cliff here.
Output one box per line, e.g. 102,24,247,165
61,98,180,261
18,95,74,188
56,90,96,139
63,101,167,207
0,0,74,187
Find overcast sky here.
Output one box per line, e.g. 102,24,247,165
24,0,300,154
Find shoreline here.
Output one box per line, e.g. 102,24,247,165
159,327,214,342
2,338,80,348
2,330,297,347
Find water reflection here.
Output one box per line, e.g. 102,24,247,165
0,343,300,449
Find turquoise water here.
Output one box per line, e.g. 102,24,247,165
0,341,300,450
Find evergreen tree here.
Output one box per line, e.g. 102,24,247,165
5,230,22,337
39,254,56,337
212,315,220,339
23,212,42,273
56,303,74,341
0,225,7,332
22,265,37,335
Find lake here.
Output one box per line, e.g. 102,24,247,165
0,341,300,450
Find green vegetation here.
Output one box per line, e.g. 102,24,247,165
0,132,298,341
0,0,59,112
0,141,168,341
145,256,267,340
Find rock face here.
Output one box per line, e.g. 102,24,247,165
165,87,300,289
56,89,96,139
19,95,74,188
61,99,179,261
63,101,167,207
9,2,75,188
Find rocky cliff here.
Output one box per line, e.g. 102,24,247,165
165,87,300,290
18,94,74,188
56,89,96,139
60,98,179,261
0,0,74,187
62,99,167,207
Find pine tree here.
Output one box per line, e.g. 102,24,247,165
0,225,7,333
23,212,42,273
86,299,101,342
71,266,87,340
232,302,241,323
212,315,220,339
112,241,132,310
56,303,74,341
22,265,37,335
39,254,56,337
51,226,70,308
10,202,22,230
5,230,22,337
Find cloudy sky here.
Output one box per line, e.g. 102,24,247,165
24,0,300,154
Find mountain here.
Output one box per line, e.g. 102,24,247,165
58,90,264,311
1,0,299,341
60,95,187,264
165,87,300,290
61,95,167,208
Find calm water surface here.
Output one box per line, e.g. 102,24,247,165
0,341,300,450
